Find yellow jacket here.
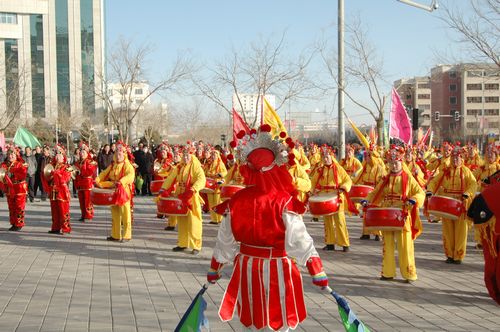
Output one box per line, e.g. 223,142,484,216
96,160,136,199
475,158,500,191
354,160,386,186
224,162,245,185
297,147,311,171
405,160,426,188
288,163,312,194
340,157,363,179
310,161,352,212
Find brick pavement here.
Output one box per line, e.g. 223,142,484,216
0,195,499,331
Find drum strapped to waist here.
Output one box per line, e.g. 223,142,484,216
200,178,217,194
90,188,117,206
220,184,245,200
365,207,405,231
349,185,374,202
150,180,164,195
157,196,189,216
308,193,340,216
427,195,463,221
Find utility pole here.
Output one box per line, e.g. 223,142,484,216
338,0,345,159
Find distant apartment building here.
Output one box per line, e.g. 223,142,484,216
232,93,276,127
394,76,432,131
394,63,499,144
430,63,499,143
0,0,104,124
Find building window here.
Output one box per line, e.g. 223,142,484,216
467,109,482,116
449,71,457,78
485,96,499,103
466,122,479,129
0,13,17,24
135,88,143,95
449,84,457,91
417,104,430,110
30,14,45,118
467,96,482,103
466,83,482,90
467,70,482,77
417,83,430,89
488,122,499,129
484,109,500,116
485,83,499,90
417,94,430,99
81,0,95,116
450,96,457,104
56,0,71,115
5,39,19,112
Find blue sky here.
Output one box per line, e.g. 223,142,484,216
105,0,466,126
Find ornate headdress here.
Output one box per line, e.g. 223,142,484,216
388,145,405,161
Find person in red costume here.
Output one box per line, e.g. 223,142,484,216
207,124,329,331
0,145,28,231
73,142,97,222
43,145,73,234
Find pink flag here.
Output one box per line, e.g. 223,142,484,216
232,108,250,141
390,88,412,145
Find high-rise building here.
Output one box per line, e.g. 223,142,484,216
0,0,104,125
394,76,432,131
430,63,499,144
232,93,276,127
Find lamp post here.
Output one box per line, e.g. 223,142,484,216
220,134,227,148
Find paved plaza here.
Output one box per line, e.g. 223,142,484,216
0,196,499,332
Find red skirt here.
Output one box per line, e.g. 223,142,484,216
219,245,307,331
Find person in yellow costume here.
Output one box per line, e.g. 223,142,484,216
296,142,311,171
160,146,206,255
340,144,363,179
465,142,483,173
156,145,180,231
362,145,425,283
475,144,500,190
204,149,227,224
404,147,426,188
285,140,311,203
224,154,244,185
307,144,322,172
427,145,477,264
310,146,352,251
95,141,135,242
426,142,452,180
354,146,386,240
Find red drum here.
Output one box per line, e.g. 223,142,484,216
365,207,405,231
157,197,189,216
150,180,164,195
428,195,463,221
200,178,217,194
90,188,116,206
220,185,245,200
308,193,339,216
349,185,374,202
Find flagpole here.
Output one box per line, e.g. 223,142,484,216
337,0,346,159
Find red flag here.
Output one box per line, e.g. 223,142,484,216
232,108,250,141
390,88,412,145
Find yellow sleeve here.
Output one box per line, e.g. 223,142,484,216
95,165,113,188
119,162,136,186
309,168,321,193
190,158,207,193
217,161,228,178
463,167,477,197
366,178,386,205
224,165,235,183
300,150,311,170
337,163,353,192
427,172,441,193
353,158,363,177
294,165,312,193
407,173,425,207
161,166,179,190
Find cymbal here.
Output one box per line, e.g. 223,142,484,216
43,164,54,179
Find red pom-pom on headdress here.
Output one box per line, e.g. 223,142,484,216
229,140,237,148
227,153,234,160
279,131,287,139
259,124,272,133
250,129,257,135
236,130,246,139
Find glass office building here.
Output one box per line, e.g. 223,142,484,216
0,0,104,122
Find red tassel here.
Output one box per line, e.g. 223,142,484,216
113,182,130,206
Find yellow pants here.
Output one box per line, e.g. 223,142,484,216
167,216,177,228
177,212,202,250
442,217,468,260
381,229,417,280
110,202,132,240
324,212,349,247
207,192,222,223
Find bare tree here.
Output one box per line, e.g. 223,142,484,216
138,103,170,146
0,57,29,131
439,0,499,67
318,16,391,145
193,32,316,128
94,37,193,143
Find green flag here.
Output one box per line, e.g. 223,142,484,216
13,127,41,148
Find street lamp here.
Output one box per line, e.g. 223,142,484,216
220,134,227,148
397,0,439,12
